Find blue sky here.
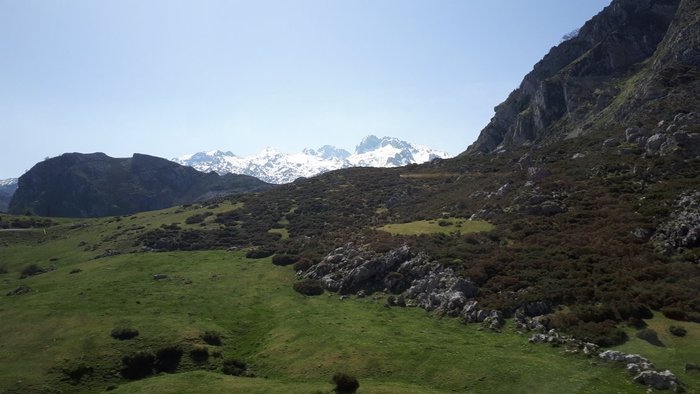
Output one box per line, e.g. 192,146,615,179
0,0,610,178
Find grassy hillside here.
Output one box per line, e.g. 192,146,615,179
3,209,696,393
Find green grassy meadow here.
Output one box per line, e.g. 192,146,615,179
0,210,697,393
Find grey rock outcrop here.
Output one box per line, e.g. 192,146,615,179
301,244,502,329
528,329,600,356
632,370,679,391
653,191,700,256
598,350,681,390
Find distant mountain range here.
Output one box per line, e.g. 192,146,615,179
0,178,18,212
174,135,450,184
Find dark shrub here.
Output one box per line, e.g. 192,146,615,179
189,346,209,363
271,254,299,266
293,279,324,296
332,372,359,393
566,321,629,347
0,264,7,274
111,327,139,340
293,258,314,272
245,249,275,259
636,328,664,346
69,268,82,274
20,264,46,279
661,307,688,321
437,220,450,227
628,317,647,329
62,363,94,383
201,331,222,346
121,350,155,380
384,272,409,294
669,326,687,337
222,358,247,376
155,345,183,373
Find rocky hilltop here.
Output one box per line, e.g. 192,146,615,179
466,0,697,154
8,153,271,217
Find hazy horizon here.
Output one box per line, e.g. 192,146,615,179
0,0,610,179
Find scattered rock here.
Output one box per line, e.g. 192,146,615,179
646,134,667,155
483,310,505,331
526,167,551,182
517,154,532,169
631,228,652,242
6,285,32,296
571,153,586,159
599,350,652,366
603,138,620,147
685,363,700,372
632,370,678,391
153,274,168,280
652,191,700,255
527,329,590,350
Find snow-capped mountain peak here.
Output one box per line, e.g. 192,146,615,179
174,136,450,184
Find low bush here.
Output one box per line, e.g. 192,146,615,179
0,264,7,274
110,327,139,340
222,358,247,376
200,331,222,346
245,249,274,259
332,372,359,393
271,254,299,266
69,268,82,274
189,346,209,363
628,317,647,329
155,345,183,373
19,264,46,279
293,279,324,296
121,350,155,380
292,258,314,272
661,307,688,321
669,326,687,337
636,328,664,346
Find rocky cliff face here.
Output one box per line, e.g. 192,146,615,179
466,0,693,154
9,153,271,217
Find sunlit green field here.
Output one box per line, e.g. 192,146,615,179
378,218,494,236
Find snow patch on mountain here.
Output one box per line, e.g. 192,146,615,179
0,178,18,187
174,136,450,184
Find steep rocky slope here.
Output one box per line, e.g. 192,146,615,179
466,0,696,154
8,153,271,217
